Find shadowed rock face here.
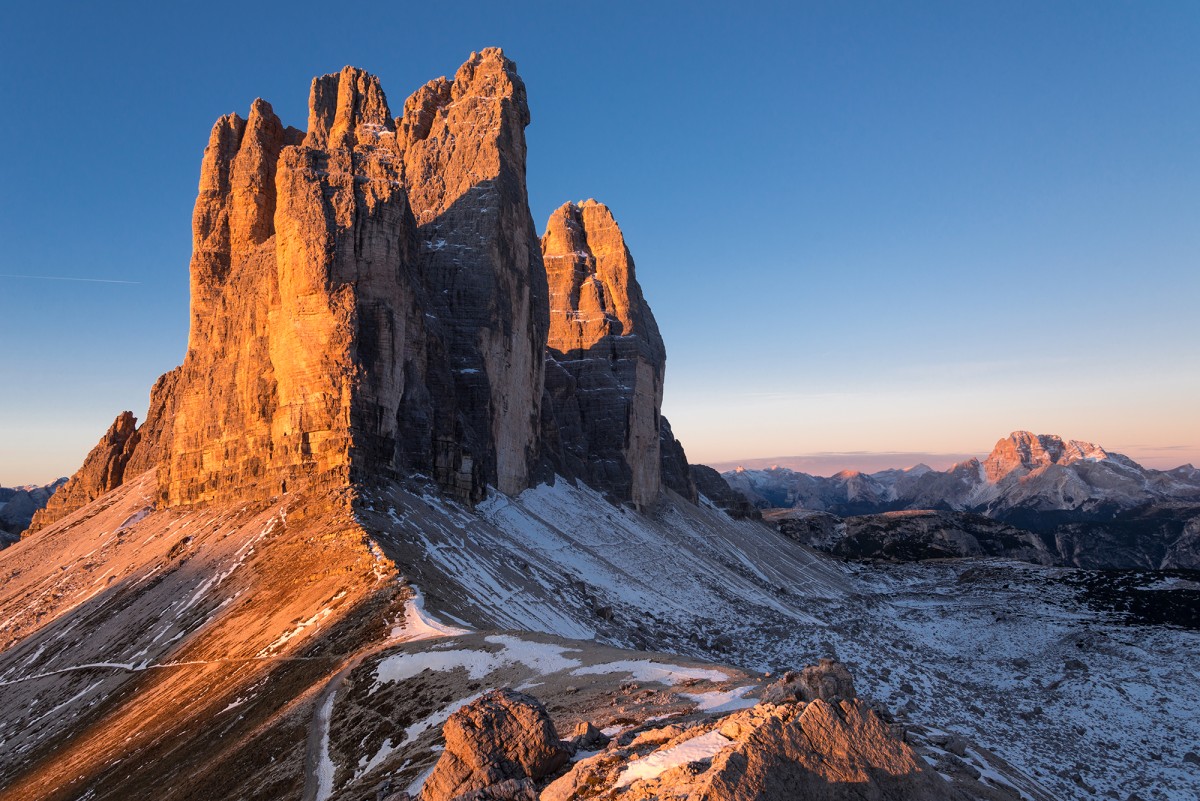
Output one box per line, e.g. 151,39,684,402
400,50,548,498
660,417,700,504
540,200,666,509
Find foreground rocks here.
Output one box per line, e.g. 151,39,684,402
411,660,1014,801
544,690,950,798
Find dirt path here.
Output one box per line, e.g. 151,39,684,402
301,588,468,801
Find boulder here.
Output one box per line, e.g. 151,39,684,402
420,689,568,801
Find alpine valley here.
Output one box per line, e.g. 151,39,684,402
1,51,1197,801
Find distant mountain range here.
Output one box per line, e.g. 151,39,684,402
0,479,66,546
725,432,1200,568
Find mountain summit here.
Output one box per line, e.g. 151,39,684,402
982,431,1124,481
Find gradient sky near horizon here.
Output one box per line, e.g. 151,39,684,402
1,1,1198,485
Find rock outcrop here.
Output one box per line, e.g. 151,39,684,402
761,658,857,705
771,509,1057,564
659,416,700,503
542,662,955,801
540,200,666,509
0,479,66,542
691,463,759,519
27,412,140,532
420,689,568,801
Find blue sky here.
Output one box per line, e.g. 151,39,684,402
1,1,1198,484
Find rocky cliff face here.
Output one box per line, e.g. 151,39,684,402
33,49,563,527
31,48,748,533
400,52,549,498
540,200,666,509
166,52,548,508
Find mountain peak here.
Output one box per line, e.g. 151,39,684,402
540,198,675,508
304,65,394,150
983,431,1114,481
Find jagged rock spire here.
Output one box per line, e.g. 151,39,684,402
28,412,140,532
540,200,668,509
304,66,395,150
35,49,705,525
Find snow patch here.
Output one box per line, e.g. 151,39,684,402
614,729,733,788
571,659,728,686
681,685,758,713
392,587,470,641
373,636,581,691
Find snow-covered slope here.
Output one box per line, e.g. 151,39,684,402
2,474,1197,800
359,477,1200,801
0,472,405,800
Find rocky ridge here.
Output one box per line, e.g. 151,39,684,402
28,412,141,533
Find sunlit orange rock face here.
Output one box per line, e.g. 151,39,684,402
32,48,693,527
981,430,1112,483
31,50,550,525
172,50,548,508
540,201,668,509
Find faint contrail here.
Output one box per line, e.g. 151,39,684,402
0,273,141,285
